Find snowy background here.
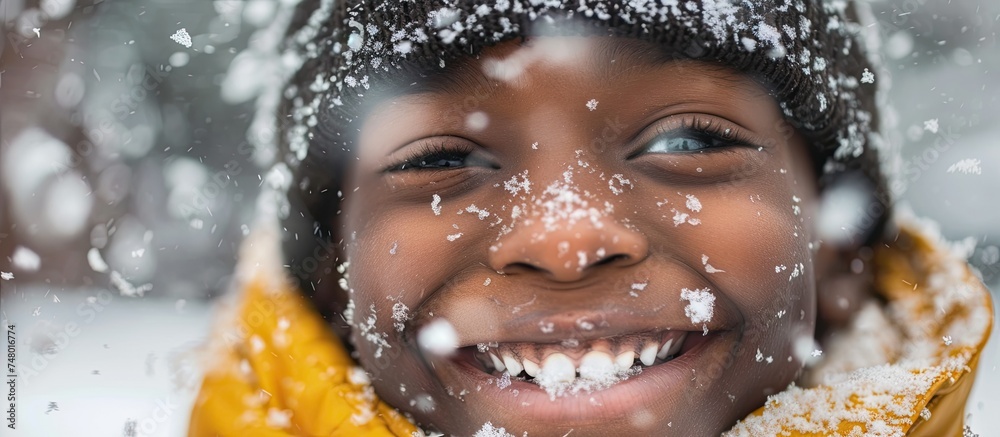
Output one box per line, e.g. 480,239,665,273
1,0,998,436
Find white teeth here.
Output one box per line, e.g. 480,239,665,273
640,342,658,366
657,339,674,360
484,332,689,377
615,351,635,371
579,351,616,380
502,354,523,376
540,353,576,384
669,333,686,356
522,359,540,377
489,353,506,372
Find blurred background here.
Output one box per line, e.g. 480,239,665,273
1,0,998,435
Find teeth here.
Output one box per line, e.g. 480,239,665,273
579,351,616,380
489,353,506,372
615,351,635,371
540,353,576,384
669,333,686,356
640,342,658,366
502,354,523,376
481,332,690,377
522,359,540,377
656,339,674,360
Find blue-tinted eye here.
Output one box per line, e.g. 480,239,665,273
646,135,714,153
641,125,744,155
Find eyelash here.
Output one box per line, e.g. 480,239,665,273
631,116,759,158
384,142,477,173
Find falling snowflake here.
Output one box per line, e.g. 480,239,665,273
0,272,12,280
170,28,192,48
418,319,459,356
947,159,982,175
923,118,939,133
860,68,875,84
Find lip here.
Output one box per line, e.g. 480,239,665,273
434,329,737,425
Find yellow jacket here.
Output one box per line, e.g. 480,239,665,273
189,220,993,436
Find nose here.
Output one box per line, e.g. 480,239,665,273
488,201,649,283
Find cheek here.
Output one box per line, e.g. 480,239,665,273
341,201,480,374
646,178,818,386
697,193,816,314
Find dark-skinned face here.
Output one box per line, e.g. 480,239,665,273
337,36,822,436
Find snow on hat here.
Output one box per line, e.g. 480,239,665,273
246,0,891,293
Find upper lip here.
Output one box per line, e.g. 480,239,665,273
411,290,737,349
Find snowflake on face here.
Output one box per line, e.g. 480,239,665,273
586,99,599,111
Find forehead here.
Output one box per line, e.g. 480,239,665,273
392,36,767,100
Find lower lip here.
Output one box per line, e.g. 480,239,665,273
439,331,734,424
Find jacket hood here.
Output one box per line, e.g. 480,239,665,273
188,216,993,436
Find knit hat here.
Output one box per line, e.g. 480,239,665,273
271,0,889,297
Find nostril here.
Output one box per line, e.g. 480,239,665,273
594,254,629,267
502,262,545,275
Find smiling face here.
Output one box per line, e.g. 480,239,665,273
334,36,823,435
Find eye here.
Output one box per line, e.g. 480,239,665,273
646,133,721,153
384,142,498,173
632,117,759,159
398,149,468,170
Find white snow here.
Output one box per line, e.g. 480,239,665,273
923,118,939,134
503,170,532,195
947,159,982,175
87,248,109,273
685,194,702,212
474,422,515,437
680,287,715,325
465,111,489,131
170,28,193,48
418,319,459,356
391,301,409,332
12,246,40,271
608,174,632,195
534,364,640,400
465,204,491,220
109,271,152,297
431,194,442,215
860,68,875,84
0,272,12,281
701,255,725,273
586,99,599,111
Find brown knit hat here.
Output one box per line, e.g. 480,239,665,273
274,0,888,296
